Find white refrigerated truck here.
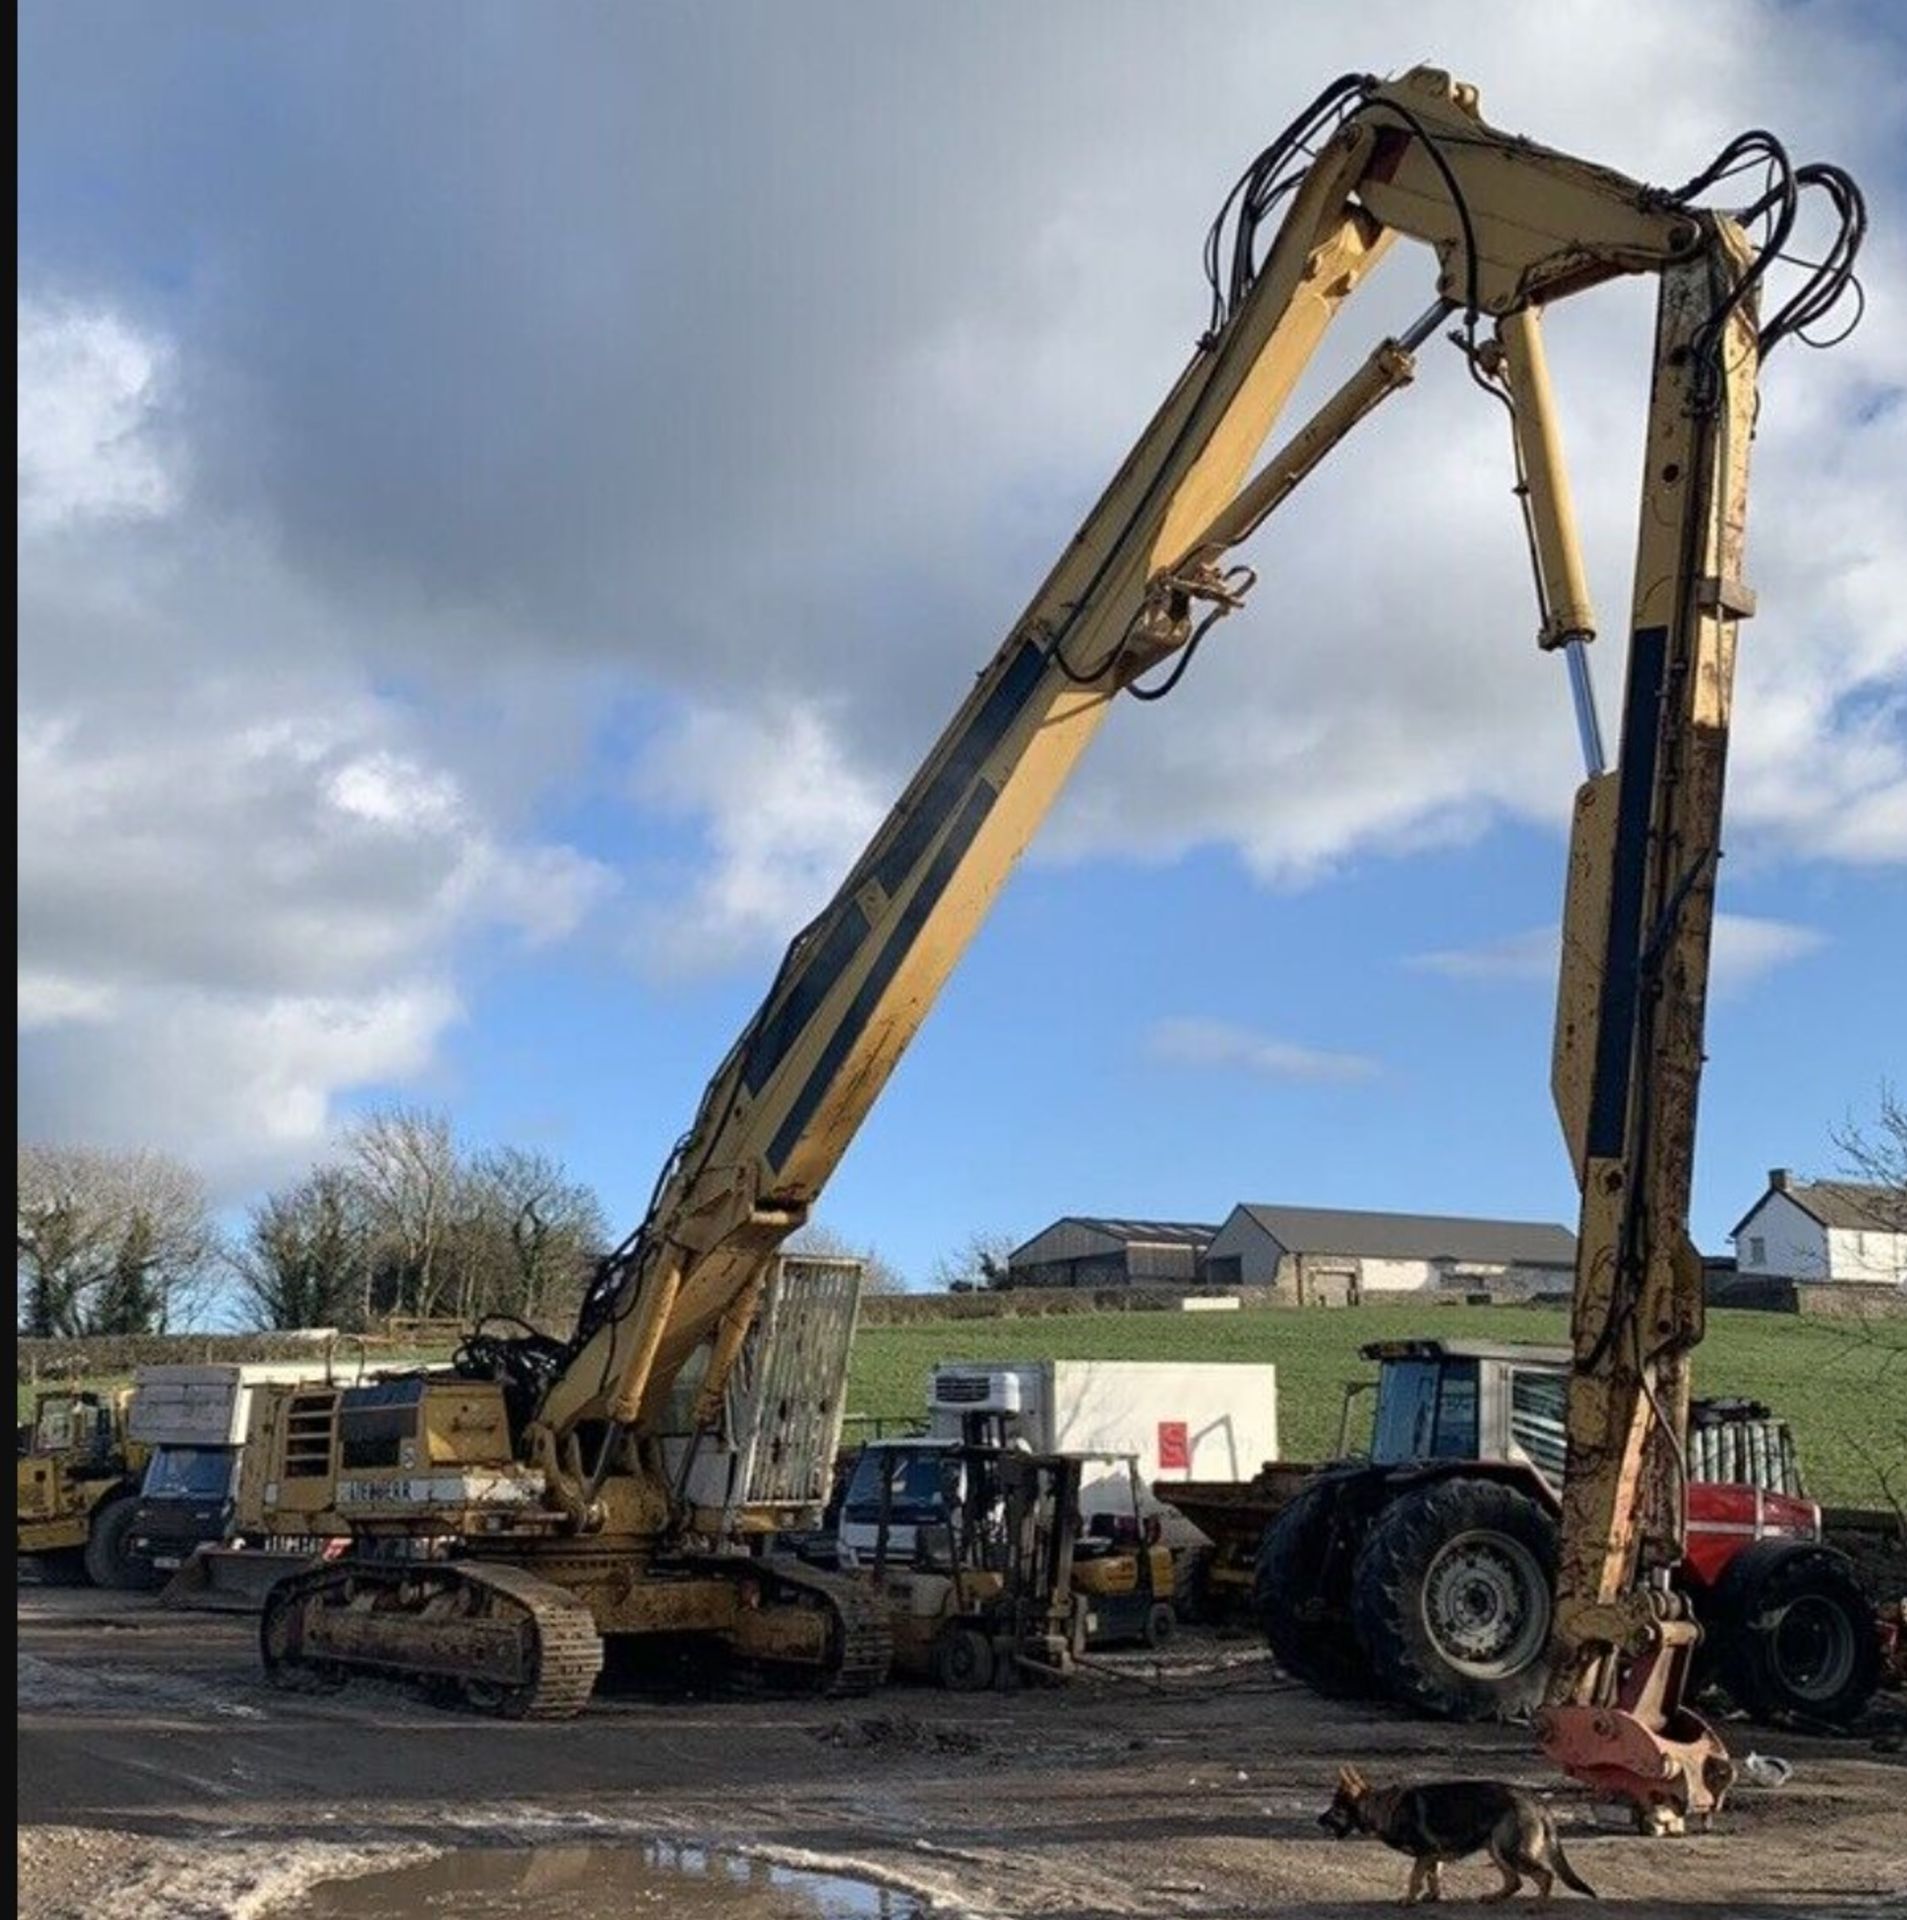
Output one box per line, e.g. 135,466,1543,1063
837,1358,1279,1561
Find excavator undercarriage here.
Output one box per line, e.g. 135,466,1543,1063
259,1547,891,1716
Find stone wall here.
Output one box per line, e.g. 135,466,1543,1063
1704,1274,1907,1318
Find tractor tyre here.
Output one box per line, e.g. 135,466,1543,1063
83,1497,164,1592
1709,1541,1880,1728
1253,1481,1371,1699
1351,1477,1556,1723
1143,1601,1177,1650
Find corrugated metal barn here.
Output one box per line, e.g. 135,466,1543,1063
1007,1217,1218,1290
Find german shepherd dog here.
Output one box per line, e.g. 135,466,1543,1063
1318,1766,1599,1904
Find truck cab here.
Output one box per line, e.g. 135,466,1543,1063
125,1362,347,1577
130,1442,245,1573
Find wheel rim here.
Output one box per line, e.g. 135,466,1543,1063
943,1630,989,1689
1767,1595,1856,1702
1419,1528,1550,1679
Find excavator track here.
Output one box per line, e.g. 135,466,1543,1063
260,1556,603,1720
729,1555,893,1696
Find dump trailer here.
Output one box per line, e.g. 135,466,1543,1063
127,1362,349,1609
16,1386,152,1589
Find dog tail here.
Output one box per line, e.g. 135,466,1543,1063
1551,1840,1599,1900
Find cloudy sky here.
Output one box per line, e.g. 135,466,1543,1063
18,2,1905,1291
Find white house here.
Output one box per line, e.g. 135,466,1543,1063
1201,1203,1576,1305
1729,1171,1906,1287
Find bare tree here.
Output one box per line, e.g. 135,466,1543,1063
1831,1082,1907,1238
930,1228,1017,1293
17,1144,218,1334
232,1167,372,1331
343,1106,459,1321
456,1146,609,1329
17,1145,116,1335
788,1222,907,1295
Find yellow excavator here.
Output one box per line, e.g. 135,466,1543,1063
246,67,1863,1830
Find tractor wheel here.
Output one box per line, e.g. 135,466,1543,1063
932,1624,997,1694
83,1498,164,1592
1709,1541,1880,1728
1143,1601,1177,1650
1253,1481,1370,1698
1351,1478,1556,1722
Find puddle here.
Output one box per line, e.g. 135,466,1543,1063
293,1841,926,1918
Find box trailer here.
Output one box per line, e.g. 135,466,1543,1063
838,1359,1278,1563
929,1358,1277,1504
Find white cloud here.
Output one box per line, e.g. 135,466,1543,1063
17,298,176,530
1147,1016,1378,1084
20,983,460,1187
16,296,614,1186
1408,913,1827,997
1408,928,1558,984
629,700,887,977
17,972,119,1032
16,5,1903,1188
326,753,464,833
1709,916,1830,993
17,682,615,1182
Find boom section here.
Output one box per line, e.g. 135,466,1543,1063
540,70,1706,1454
1538,230,1761,1828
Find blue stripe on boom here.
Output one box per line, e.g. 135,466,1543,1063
768,781,998,1173
1587,624,1668,1162
873,639,1046,898
738,636,1047,1101
741,906,870,1097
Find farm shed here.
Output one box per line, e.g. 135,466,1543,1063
1201,1203,1576,1305
1007,1217,1217,1290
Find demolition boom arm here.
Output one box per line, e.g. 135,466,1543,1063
534,67,1861,1823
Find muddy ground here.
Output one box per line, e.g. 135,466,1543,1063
16,1586,1906,1919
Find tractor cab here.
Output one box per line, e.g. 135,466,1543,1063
1358,1339,1570,1484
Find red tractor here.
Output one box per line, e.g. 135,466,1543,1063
1250,1340,1880,1727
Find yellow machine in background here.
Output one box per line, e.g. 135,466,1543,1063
16,1386,154,1589
245,67,1863,1830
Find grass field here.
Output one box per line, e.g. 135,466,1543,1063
22,1306,1900,1510
847,1304,1906,1509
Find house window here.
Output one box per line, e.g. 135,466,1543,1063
1747,1236,1766,1267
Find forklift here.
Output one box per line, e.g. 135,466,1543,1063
1069,1453,1180,1651
855,1440,1085,1691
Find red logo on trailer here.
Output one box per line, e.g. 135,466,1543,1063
1157,1420,1190,1471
